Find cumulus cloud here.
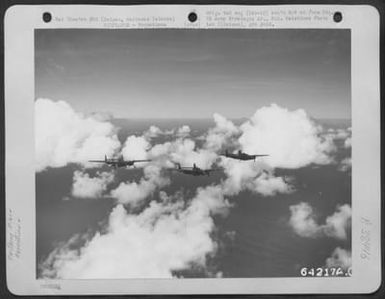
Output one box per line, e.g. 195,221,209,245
324,127,351,171
323,204,352,239
250,172,293,196
39,185,230,279
71,171,115,199
35,98,121,172
238,104,336,168
204,113,240,152
110,165,169,207
324,127,351,149
338,157,351,172
150,138,218,169
289,202,351,240
344,137,351,148
330,128,350,140
176,125,191,138
143,125,163,139
325,247,352,270
121,135,150,162
220,159,293,196
288,202,320,238
143,125,190,139
170,139,217,168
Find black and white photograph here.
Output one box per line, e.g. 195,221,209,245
35,28,353,279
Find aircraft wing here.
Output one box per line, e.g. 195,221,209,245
253,154,269,157
88,160,106,163
132,159,151,163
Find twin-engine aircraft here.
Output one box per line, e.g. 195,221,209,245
88,155,151,168
222,150,269,161
171,163,221,176
89,149,269,172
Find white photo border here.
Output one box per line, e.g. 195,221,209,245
4,4,381,295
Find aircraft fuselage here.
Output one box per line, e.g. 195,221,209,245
180,168,209,176
89,155,150,168
226,153,256,161
105,160,135,168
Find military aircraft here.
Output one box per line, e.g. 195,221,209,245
222,150,269,161
171,163,221,176
88,155,151,168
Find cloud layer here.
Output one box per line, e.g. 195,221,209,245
72,171,115,199
150,138,218,169
204,113,240,152
37,99,351,279
40,185,229,279
238,104,336,168
325,247,352,270
110,165,170,208
121,135,150,162
36,100,341,174
35,98,120,172
220,159,293,196
289,202,351,240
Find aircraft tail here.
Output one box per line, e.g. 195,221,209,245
176,163,181,170
193,163,197,169
105,155,107,162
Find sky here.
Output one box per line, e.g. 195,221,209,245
35,29,351,119
35,28,352,279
